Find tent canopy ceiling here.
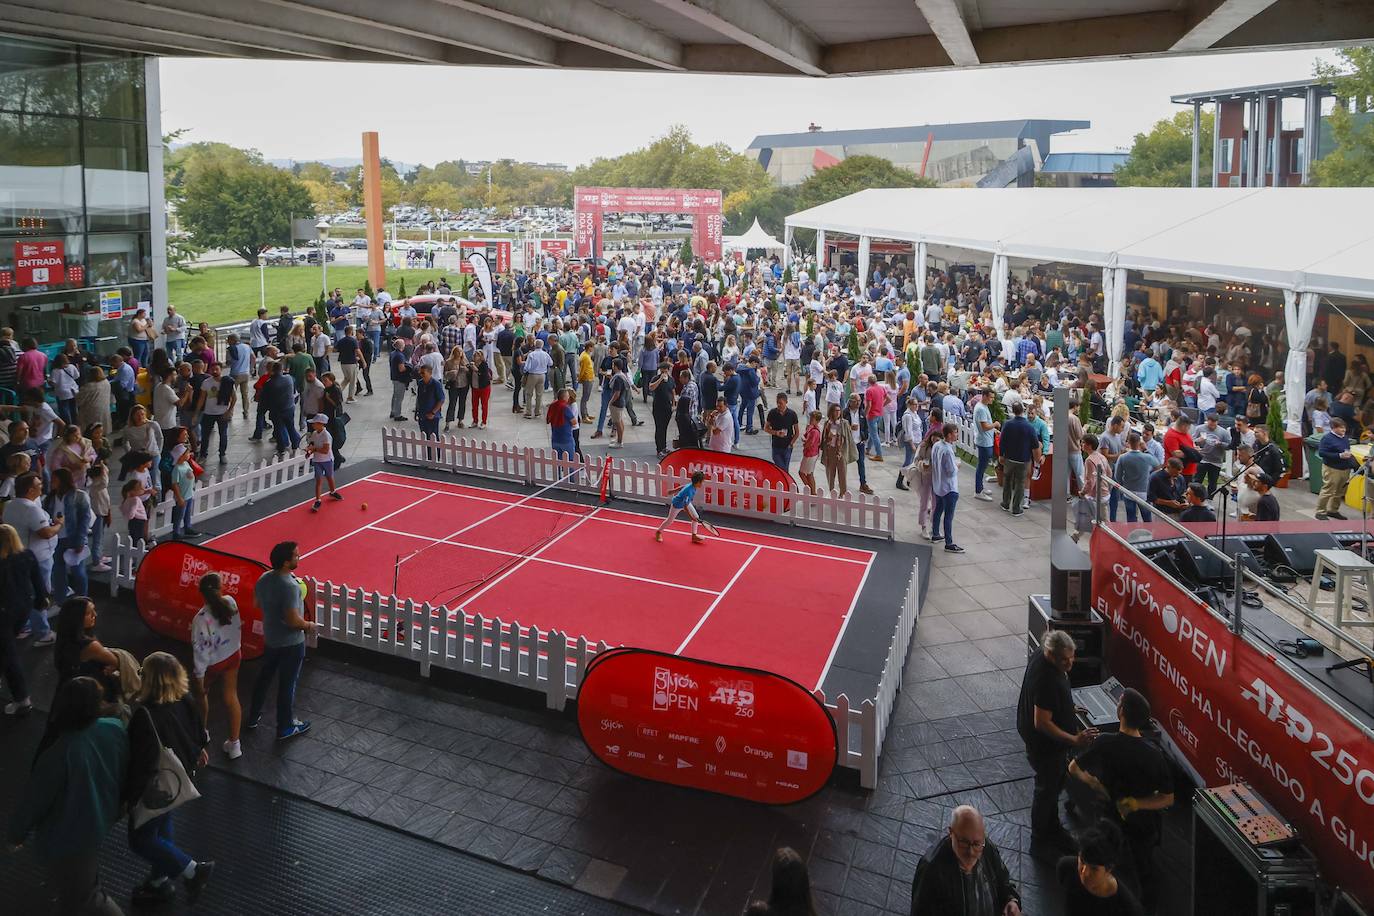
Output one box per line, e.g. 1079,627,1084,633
723,218,786,252
785,187,1374,299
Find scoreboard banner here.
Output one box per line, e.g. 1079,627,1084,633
576,648,837,805
134,541,270,659
1092,529,1374,908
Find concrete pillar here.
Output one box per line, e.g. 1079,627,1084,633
1255,94,1269,187
144,57,168,328
1212,100,1223,187
1302,86,1318,184
1191,100,1202,188
362,131,386,292
1247,98,1260,187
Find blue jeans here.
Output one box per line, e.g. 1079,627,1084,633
368,328,381,358
248,641,306,735
975,445,994,493
771,444,793,471
867,418,883,457
902,440,916,468
28,556,51,637
56,398,76,426
931,491,959,541
856,448,868,486
89,514,105,563
740,394,758,432
595,389,612,434
171,500,194,537
1123,492,1152,523
52,538,88,599
130,339,149,366
271,408,300,452
128,812,191,881
728,402,740,441
165,339,186,363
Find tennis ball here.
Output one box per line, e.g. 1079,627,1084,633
361,502,368,511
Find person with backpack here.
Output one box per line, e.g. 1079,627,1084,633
126,652,214,907
195,363,235,465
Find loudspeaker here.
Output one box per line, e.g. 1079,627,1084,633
1050,531,1092,617
1174,538,1263,584
1262,532,1340,576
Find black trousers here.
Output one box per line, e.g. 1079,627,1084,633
1028,749,1069,837
676,413,699,449
445,386,468,423
654,408,672,453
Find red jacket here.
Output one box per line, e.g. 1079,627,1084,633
1163,427,1197,475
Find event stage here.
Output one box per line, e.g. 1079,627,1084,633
203,461,923,704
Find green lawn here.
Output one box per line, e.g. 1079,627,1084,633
167,264,456,328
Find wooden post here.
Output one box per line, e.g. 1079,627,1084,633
362,131,386,292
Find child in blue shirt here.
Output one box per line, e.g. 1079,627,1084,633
654,471,712,544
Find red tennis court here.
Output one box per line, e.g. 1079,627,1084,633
207,470,875,690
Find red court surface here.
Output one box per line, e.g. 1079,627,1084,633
207,470,875,690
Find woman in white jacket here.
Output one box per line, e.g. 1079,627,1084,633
190,572,243,759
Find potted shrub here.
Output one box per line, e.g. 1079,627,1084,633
1266,393,1293,487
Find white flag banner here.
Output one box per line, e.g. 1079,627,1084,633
467,252,493,307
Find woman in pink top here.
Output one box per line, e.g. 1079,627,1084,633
863,379,887,461
798,410,822,494
15,338,46,398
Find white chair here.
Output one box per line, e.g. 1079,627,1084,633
1308,549,1374,630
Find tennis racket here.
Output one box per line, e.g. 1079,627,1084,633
692,507,720,536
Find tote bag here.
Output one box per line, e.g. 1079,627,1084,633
130,707,201,829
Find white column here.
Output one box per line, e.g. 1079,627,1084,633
857,235,871,292
991,253,1009,341
1212,100,1223,187
1283,288,1320,434
145,57,169,329
783,224,794,271
1256,93,1269,187
915,240,928,311
1191,100,1202,188
815,229,826,279
1103,263,1128,379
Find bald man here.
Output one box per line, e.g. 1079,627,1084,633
910,805,1021,916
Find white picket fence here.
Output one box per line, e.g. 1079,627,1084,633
103,452,312,595
382,427,896,540
306,560,921,789
148,453,312,538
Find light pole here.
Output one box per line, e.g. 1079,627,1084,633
316,219,330,295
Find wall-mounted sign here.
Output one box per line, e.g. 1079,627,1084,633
14,240,64,286
99,289,123,320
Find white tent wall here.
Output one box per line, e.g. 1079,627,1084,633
816,229,826,275
783,225,793,270
858,236,871,292
991,254,1009,342
1284,289,1320,435
1103,263,1128,379
916,241,928,310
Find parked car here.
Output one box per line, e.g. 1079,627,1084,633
261,247,295,266
302,249,336,264
347,238,368,249
384,294,512,328
568,256,610,280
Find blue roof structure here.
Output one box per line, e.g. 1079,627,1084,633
1040,152,1130,174
746,120,1089,150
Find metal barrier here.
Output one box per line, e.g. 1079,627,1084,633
382,426,896,541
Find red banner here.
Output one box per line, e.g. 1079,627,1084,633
1092,530,1374,907
576,648,836,804
14,240,64,286
134,542,270,660
457,239,510,274
573,186,722,262
659,447,794,513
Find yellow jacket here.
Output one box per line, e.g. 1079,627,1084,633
577,351,595,382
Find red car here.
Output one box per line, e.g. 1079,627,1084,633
385,294,513,327
567,257,610,281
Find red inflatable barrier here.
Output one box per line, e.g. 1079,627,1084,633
576,648,837,805
659,447,794,514
134,542,270,659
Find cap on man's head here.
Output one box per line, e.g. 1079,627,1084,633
309,414,328,425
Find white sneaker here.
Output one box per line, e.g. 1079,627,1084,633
91,563,112,573
975,492,994,501
33,632,56,647
223,739,242,760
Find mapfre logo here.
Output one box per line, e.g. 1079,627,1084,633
1168,708,1200,753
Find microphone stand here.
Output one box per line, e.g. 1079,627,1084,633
1207,440,1276,560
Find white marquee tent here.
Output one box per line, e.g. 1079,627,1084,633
723,218,786,254
783,187,1374,435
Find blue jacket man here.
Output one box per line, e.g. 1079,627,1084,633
1316,421,1358,519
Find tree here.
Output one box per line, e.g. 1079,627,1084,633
679,237,694,264
847,327,861,362
571,125,769,199
1267,393,1292,474
1312,48,1374,186
1114,110,1214,187
725,156,934,239
179,160,314,266
302,178,348,215
397,276,407,298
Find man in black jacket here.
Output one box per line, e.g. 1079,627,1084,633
911,805,1021,916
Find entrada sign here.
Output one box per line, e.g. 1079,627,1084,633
14,240,64,286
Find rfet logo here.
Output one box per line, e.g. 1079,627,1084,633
1168,708,1201,753
652,666,699,711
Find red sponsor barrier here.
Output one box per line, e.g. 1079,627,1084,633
134,542,269,659
577,649,836,804
573,186,722,261
1092,530,1374,908
659,447,794,514
457,239,511,274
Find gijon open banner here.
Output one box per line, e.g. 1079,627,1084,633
1091,529,1374,907
135,542,270,659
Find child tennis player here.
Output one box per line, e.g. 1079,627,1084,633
655,471,716,544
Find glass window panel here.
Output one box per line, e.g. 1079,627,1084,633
87,231,151,286
84,120,149,231
0,112,84,235
81,51,144,121
0,35,78,115
0,232,85,298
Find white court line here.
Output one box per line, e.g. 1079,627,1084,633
369,525,722,596
674,546,761,655
813,554,875,691
204,470,403,545
363,474,876,566
299,493,437,560
445,507,605,612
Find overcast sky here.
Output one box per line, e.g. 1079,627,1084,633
159,48,1337,169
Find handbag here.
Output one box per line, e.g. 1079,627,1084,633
129,707,201,828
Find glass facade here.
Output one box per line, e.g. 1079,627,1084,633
0,33,152,349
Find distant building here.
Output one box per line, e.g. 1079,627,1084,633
1039,152,1131,188
744,119,1089,187
1171,79,1361,187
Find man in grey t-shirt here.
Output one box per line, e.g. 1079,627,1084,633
247,540,314,741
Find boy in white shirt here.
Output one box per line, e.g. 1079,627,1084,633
305,415,344,512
